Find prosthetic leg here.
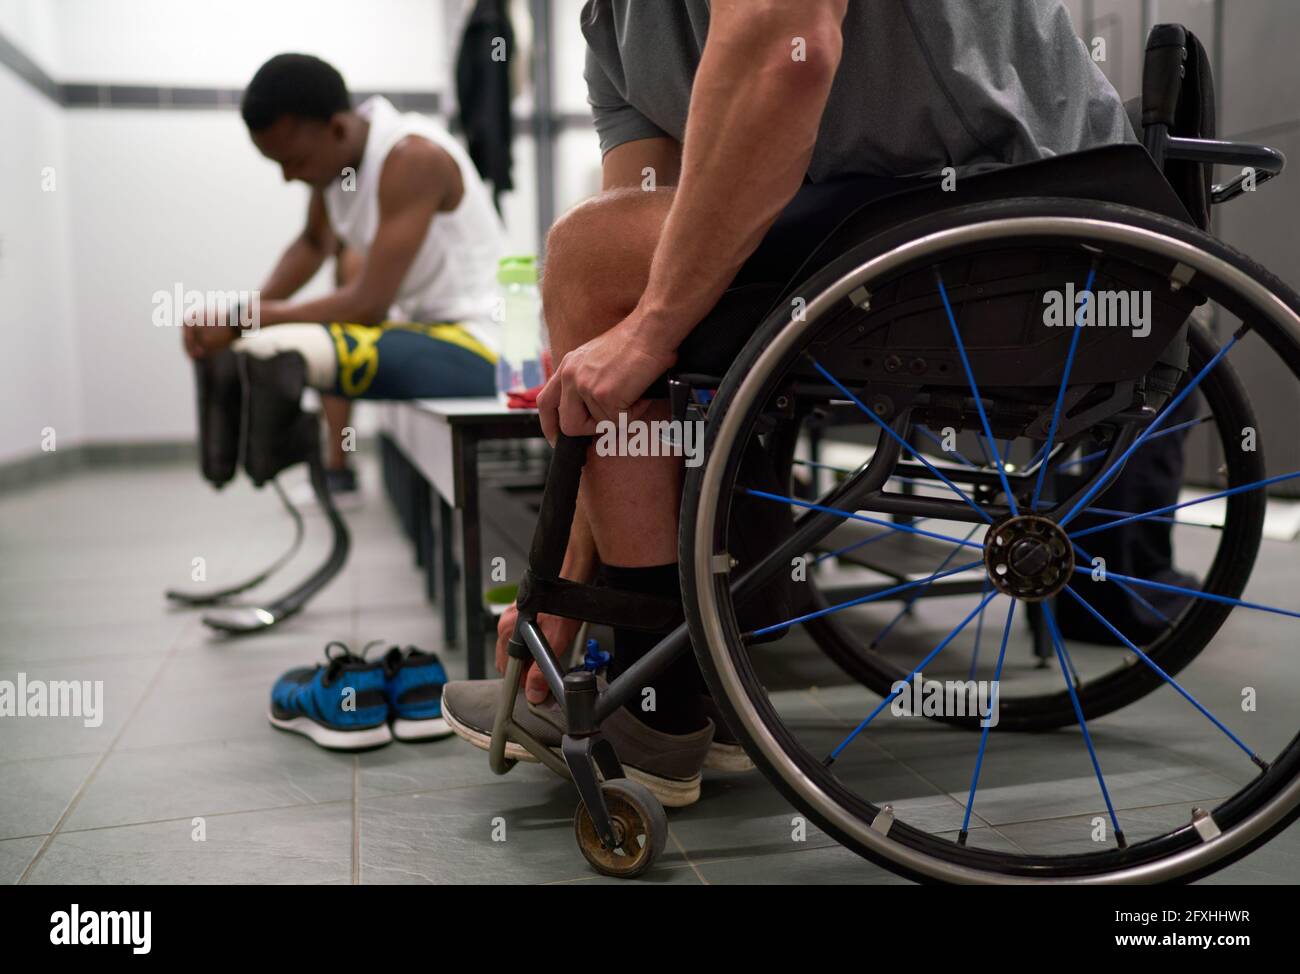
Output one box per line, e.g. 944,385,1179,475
166,348,350,635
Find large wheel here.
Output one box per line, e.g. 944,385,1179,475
798,323,1264,731
683,198,1300,882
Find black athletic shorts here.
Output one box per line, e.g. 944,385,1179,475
673,174,928,376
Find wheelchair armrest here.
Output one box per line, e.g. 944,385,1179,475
1163,136,1287,203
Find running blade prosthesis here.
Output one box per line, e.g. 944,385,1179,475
167,349,350,635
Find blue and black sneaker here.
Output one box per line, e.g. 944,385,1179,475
379,645,453,742
268,642,392,750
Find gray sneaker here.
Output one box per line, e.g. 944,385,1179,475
442,678,714,807
700,695,756,772
441,679,564,759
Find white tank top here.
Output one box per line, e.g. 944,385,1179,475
323,96,505,354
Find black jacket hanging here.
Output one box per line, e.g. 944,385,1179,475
455,0,515,213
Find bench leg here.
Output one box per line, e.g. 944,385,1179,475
439,498,457,650
460,430,487,680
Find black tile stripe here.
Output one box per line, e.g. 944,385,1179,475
0,28,605,133
0,28,60,102
0,28,443,114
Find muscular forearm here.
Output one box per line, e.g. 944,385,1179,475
635,13,843,351
257,284,390,328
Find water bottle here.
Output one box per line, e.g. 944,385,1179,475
495,256,545,402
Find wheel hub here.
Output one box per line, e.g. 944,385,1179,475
984,514,1074,601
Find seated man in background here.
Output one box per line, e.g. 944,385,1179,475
182,53,505,503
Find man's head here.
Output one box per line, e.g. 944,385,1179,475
242,54,360,188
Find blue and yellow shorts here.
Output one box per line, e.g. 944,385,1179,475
325,321,496,400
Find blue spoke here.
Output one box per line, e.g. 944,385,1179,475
1071,468,1300,539
1054,415,1213,473
1059,333,1240,527
807,356,993,522
967,579,993,681
752,559,985,638
959,599,1017,842
1072,565,1300,621
865,524,983,650
1070,541,1172,627
1035,498,1221,533
1041,602,1126,847
743,487,985,551
934,271,1020,515
1062,587,1265,768
828,588,999,762
1082,505,1221,531
1031,268,1096,510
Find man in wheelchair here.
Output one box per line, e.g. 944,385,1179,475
442,0,1141,806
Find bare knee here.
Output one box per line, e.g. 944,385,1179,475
541,188,672,354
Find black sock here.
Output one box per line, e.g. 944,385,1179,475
600,563,708,735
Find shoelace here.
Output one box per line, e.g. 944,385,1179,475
321,641,369,685
360,640,391,660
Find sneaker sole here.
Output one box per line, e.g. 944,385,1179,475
703,741,756,773
443,703,701,807
442,702,541,762
268,711,392,751
391,716,453,742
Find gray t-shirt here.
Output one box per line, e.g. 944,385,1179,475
581,0,1135,181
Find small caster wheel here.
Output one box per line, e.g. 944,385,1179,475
573,778,667,878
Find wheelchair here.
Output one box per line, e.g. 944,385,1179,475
493,24,1300,882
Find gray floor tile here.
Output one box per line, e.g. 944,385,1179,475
0,753,99,839
0,836,44,885
357,774,682,883
26,802,352,884
0,616,190,665
0,654,165,761
64,736,356,831
356,738,515,797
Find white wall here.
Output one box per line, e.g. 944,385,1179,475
50,0,445,91
0,0,59,70
0,3,82,464
554,0,602,213
62,108,330,444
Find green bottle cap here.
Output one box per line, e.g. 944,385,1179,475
497,255,538,286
